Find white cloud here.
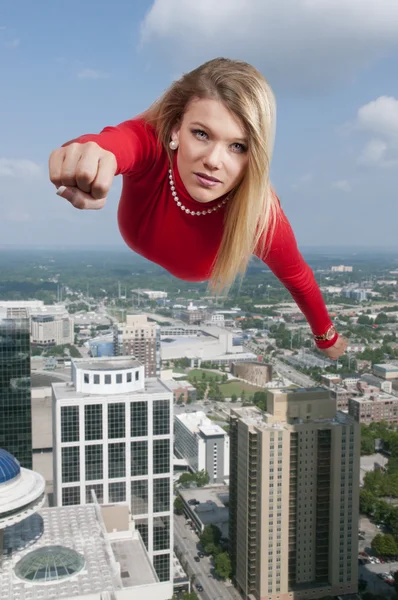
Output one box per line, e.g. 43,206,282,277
4,38,20,49
332,180,351,192
140,0,398,90
354,96,398,167
291,172,313,190
0,158,42,178
77,68,108,80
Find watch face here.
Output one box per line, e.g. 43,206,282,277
326,326,336,341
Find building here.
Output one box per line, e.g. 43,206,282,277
0,300,74,348
178,302,210,325
163,379,197,404
349,393,398,424
179,485,229,538
0,448,172,599
115,314,160,377
229,388,360,600
52,356,173,584
373,363,398,380
0,313,32,468
31,312,74,348
321,374,341,387
132,290,168,300
331,266,353,272
231,361,272,386
174,411,229,483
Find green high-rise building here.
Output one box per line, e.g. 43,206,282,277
0,317,32,468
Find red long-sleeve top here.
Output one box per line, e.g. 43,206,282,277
72,118,335,348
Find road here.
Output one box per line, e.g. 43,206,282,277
174,513,238,600
271,357,316,388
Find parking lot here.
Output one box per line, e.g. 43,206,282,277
359,515,398,596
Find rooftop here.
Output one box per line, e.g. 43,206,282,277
175,411,227,437
73,357,141,371
52,377,171,402
0,503,160,600
374,363,398,371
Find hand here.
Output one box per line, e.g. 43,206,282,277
49,141,117,210
319,334,348,360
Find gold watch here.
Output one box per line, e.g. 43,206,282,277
314,325,337,342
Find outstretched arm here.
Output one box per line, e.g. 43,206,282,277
255,198,347,358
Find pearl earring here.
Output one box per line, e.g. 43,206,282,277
169,140,178,150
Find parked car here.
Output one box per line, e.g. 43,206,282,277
194,556,200,562
196,583,203,592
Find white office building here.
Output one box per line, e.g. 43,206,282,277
174,412,229,483
52,356,173,584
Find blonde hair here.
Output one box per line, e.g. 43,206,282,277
143,57,278,294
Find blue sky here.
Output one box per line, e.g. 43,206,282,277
1,0,398,249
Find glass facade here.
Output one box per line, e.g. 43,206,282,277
61,406,79,443
131,401,148,437
153,477,170,513
131,441,148,476
108,403,125,439
153,439,170,474
84,404,102,440
153,400,170,435
85,444,103,480
153,554,170,582
153,516,170,551
0,318,32,468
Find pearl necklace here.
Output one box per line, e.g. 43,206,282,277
168,168,228,216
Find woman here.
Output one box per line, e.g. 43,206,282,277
49,57,347,359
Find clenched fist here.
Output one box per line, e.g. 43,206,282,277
49,141,117,210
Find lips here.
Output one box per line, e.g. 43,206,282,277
195,172,221,183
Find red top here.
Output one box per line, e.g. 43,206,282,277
72,118,336,348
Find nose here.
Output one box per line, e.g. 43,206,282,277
203,144,223,171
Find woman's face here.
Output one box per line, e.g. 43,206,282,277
171,97,249,203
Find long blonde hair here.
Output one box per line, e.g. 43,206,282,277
143,57,278,294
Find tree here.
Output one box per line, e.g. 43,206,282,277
174,496,184,515
375,312,388,325
361,436,375,455
241,390,246,402
358,579,367,594
231,394,237,403
215,552,232,580
371,533,398,557
200,525,222,549
196,470,210,487
360,489,376,514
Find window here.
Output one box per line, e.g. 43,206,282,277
105,374,111,385
135,371,139,381
94,374,100,384
131,441,148,476
154,439,170,474
61,406,79,443
135,518,148,549
153,516,170,551
108,403,125,439
153,478,170,513
131,402,148,437
62,446,80,483
86,483,103,504
109,481,126,503
62,486,80,506
84,373,89,384
84,404,102,440
108,443,126,478
153,400,170,435
85,444,103,480
153,554,170,582
127,372,132,383
116,373,122,384
131,480,148,515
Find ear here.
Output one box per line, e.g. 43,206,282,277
171,122,181,144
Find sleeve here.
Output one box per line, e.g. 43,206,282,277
255,199,336,349
64,118,160,177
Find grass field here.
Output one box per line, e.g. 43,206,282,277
187,369,223,381
219,381,259,397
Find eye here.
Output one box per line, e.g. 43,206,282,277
231,142,247,153
191,129,208,140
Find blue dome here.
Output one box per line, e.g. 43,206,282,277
0,448,21,484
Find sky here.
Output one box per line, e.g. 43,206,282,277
1,0,398,249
